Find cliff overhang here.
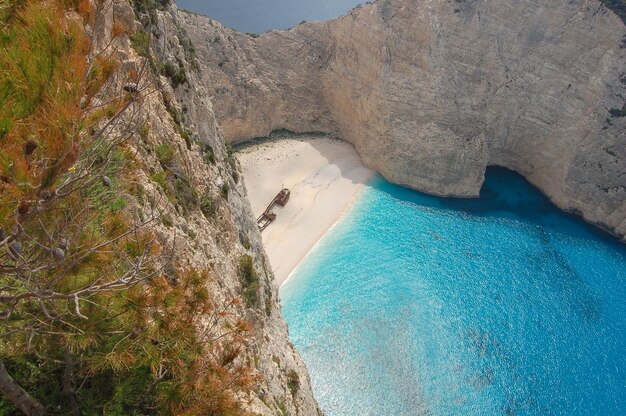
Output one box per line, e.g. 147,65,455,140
178,0,626,241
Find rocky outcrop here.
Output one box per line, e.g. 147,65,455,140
105,1,321,414
178,0,626,241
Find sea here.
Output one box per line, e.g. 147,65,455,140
281,168,626,415
176,0,364,34
174,2,626,414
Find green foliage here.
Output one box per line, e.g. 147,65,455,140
109,197,128,214
202,143,216,164
177,29,199,72
0,357,64,414
91,367,154,414
78,149,130,215
225,141,234,157
1,2,84,127
151,170,168,190
200,193,216,219
220,183,230,200
132,183,145,205
275,398,288,416
130,30,150,56
222,142,240,181
0,117,9,140
181,128,193,150
265,286,273,316
226,154,239,183
164,99,181,125
155,143,174,167
0,1,259,414
173,171,199,212
0,360,155,415
239,255,259,307
0,0,26,26
287,369,300,398
151,168,198,214
152,139,199,213
132,0,170,25
139,122,150,139
1,271,257,415
0,0,106,224
160,60,187,88
161,214,173,227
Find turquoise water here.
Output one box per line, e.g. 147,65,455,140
281,167,626,415
177,0,363,34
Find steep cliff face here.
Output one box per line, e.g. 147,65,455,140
178,0,626,241
106,1,320,414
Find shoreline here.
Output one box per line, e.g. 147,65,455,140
279,181,365,288
237,135,374,286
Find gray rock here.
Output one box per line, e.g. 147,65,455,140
179,0,626,241
119,3,323,414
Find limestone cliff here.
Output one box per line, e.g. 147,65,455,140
104,1,320,414
178,0,626,241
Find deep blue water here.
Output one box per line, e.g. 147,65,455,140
176,0,364,34
281,167,626,415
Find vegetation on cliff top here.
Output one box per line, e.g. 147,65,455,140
0,0,257,414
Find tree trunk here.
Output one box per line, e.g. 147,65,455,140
0,361,46,415
62,348,81,416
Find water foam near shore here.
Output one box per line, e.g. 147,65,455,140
281,168,626,416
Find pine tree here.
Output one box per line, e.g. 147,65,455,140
0,1,257,414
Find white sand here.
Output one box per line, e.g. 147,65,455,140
237,136,374,287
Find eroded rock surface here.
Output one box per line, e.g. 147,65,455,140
103,1,322,414
179,0,626,240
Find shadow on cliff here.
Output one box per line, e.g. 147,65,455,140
307,136,375,186
372,166,626,251
236,133,625,250
234,131,374,187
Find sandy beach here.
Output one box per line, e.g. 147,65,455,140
237,136,374,286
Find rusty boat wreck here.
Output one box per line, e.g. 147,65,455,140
257,188,290,231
